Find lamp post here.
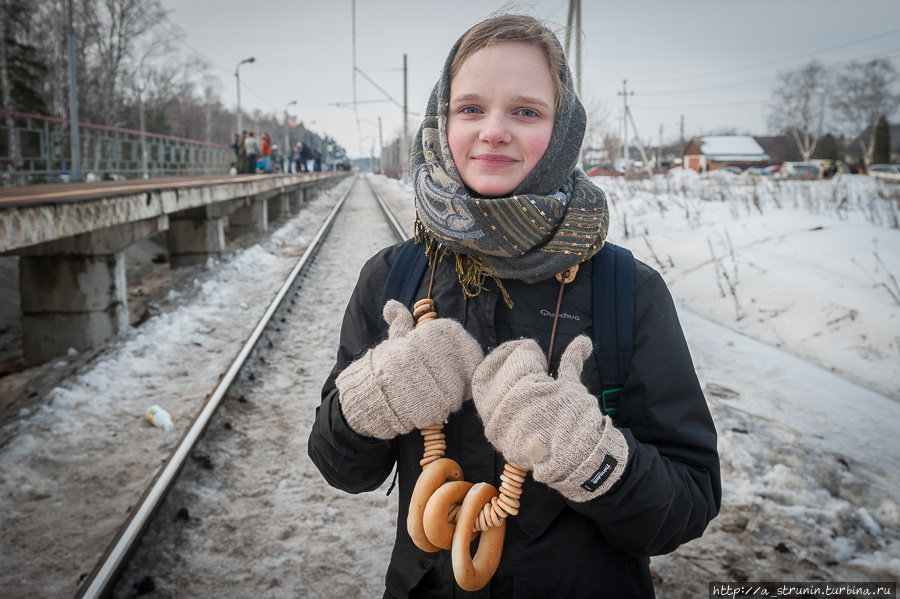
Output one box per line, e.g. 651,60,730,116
66,0,82,182
283,100,297,172
304,121,316,146
235,57,255,135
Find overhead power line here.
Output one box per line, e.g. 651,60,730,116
633,98,769,110
155,22,279,113
634,26,900,85
637,44,900,98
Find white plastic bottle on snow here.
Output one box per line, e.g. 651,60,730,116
147,405,174,431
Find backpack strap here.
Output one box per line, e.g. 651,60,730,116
380,238,429,339
591,242,635,416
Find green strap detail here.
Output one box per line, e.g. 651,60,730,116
601,388,624,415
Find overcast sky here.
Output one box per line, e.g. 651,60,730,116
158,0,900,159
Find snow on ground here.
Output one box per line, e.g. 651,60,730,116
0,170,899,596
606,170,900,401
0,180,351,597
602,170,900,592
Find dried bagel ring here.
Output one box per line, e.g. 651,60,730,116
423,480,474,550
452,482,506,592
408,458,464,552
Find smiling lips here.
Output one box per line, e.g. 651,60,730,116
472,154,519,168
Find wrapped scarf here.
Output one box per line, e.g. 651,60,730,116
410,25,610,287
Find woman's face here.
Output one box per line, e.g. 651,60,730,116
447,42,556,198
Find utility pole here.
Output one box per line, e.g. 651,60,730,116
574,0,581,99
679,114,685,159
564,0,582,98
402,53,408,183
378,116,384,174
564,0,582,96
352,0,363,161
67,0,82,182
618,80,633,169
658,125,663,168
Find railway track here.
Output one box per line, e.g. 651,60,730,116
74,174,412,598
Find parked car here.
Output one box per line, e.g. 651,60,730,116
780,162,820,180
587,164,624,177
742,166,776,180
867,164,900,184
811,159,850,179
720,166,743,175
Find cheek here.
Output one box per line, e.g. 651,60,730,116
446,118,465,164
523,126,553,167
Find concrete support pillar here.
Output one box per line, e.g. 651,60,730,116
167,216,227,268
17,216,167,363
268,193,291,221
229,198,268,235
20,254,128,363
288,187,304,214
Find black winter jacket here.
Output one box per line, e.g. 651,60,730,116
308,241,721,598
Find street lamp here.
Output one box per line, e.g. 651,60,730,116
283,100,297,172
304,121,317,145
235,57,255,135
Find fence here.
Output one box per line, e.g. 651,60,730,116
0,109,233,186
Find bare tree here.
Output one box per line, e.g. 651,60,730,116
831,58,900,168
78,0,166,126
600,132,622,167
580,88,610,167
30,0,70,121
14,0,271,164
767,60,829,162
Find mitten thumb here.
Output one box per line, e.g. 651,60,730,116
556,335,593,382
383,299,414,339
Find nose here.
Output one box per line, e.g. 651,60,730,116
478,112,512,146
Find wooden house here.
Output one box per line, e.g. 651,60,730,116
683,136,771,172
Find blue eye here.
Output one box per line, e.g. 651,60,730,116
518,108,538,117
461,106,480,114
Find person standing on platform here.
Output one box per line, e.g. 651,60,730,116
292,142,303,173
260,133,273,173
243,132,260,174
230,134,241,173
303,142,315,173
236,131,248,174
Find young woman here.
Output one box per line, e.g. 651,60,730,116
309,14,720,598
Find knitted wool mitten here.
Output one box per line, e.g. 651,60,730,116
337,299,483,440
472,335,629,502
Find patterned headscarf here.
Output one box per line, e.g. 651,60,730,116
410,19,610,287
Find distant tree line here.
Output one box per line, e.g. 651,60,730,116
0,0,288,147
767,58,900,167
4,0,898,168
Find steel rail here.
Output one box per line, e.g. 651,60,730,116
364,173,410,241
75,174,392,598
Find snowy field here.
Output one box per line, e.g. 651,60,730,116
0,171,898,597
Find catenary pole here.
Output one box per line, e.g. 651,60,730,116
378,116,383,174
619,80,633,169
403,54,408,183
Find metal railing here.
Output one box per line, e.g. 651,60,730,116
0,109,233,186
